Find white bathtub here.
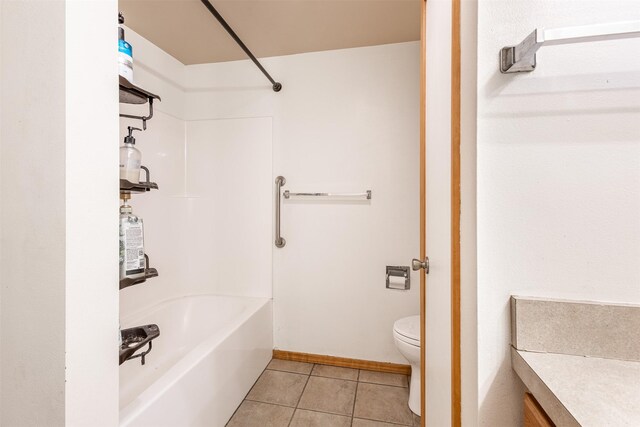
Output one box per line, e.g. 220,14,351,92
119,295,273,427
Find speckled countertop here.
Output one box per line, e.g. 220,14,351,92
511,348,640,427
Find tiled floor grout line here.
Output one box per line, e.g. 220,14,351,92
268,368,408,388
355,413,413,426
350,380,360,427
232,360,414,426
226,366,270,427
286,364,314,427
358,381,409,389
244,397,297,409
310,374,359,382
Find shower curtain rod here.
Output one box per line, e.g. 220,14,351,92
200,0,282,92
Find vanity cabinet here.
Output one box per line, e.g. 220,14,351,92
524,393,555,427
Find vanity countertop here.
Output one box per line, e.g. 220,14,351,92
511,348,640,426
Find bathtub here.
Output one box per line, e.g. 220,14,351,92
119,295,273,427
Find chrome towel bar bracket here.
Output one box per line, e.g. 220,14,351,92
500,20,640,73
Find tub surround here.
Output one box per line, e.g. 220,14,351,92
510,297,640,426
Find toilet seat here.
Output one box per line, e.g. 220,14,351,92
393,315,420,347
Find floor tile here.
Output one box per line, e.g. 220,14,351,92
226,400,294,427
358,370,409,388
267,358,314,375
297,376,357,416
352,419,411,427
246,370,308,407
289,409,351,427
353,382,414,425
311,364,359,381
412,413,421,426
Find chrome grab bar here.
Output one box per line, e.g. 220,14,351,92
275,176,286,248
283,190,372,200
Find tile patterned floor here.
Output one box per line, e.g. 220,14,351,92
227,359,420,427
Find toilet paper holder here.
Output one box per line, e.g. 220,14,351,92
386,266,410,290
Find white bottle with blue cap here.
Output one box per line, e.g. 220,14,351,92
118,12,134,83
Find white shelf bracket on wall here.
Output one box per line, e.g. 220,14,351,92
499,20,640,73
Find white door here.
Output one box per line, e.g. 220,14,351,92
419,0,454,425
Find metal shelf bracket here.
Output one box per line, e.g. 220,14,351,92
119,97,154,130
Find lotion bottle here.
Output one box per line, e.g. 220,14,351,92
119,198,146,282
120,126,142,184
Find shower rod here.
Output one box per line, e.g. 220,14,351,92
199,0,282,92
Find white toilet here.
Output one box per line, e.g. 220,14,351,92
393,315,421,415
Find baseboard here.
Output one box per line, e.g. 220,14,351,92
272,350,411,375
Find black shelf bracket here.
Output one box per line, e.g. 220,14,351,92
120,324,160,365
120,166,159,194
120,254,159,290
120,98,154,130
119,76,161,130
199,0,282,92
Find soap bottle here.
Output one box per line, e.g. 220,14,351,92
119,197,146,282
118,12,134,83
120,126,142,184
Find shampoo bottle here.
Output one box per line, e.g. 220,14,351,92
120,126,142,184
119,199,146,282
118,12,134,83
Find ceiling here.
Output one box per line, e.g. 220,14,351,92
119,0,421,65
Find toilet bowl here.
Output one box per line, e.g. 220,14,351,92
393,315,421,415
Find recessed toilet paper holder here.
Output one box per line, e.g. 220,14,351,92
386,266,410,290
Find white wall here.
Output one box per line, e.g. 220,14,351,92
119,29,274,318
1,0,119,425
65,2,120,425
184,118,273,298
118,110,188,317
120,28,420,364
477,1,640,425
1,1,66,423
186,42,421,364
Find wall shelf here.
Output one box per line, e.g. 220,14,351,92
119,76,161,129
119,267,159,290
120,179,158,193
120,166,159,194
119,324,160,365
119,76,161,105
118,57,163,366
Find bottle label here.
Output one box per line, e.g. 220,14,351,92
118,40,133,60
123,218,145,275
